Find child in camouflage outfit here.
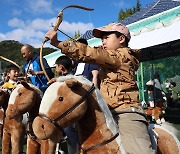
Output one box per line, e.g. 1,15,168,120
45,23,154,154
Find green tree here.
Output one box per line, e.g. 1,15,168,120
118,0,141,21
135,0,141,12
69,31,81,40
68,31,81,41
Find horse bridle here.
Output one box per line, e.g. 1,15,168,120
38,84,119,153
38,84,95,131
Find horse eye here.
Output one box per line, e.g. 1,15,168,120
19,93,22,96
58,97,63,101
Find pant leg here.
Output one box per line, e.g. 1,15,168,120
64,125,78,152
113,112,155,154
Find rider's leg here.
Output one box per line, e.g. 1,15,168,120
113,112,155,154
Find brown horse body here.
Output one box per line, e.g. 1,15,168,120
2,81,55,154
144,99,166,124
150,124,180,154
145,107,165,123
33,76,123,154
0,87,10,137
2,115,26,154
32,75,180,154
0,87,10,112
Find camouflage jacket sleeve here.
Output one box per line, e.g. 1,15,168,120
61,41,140,70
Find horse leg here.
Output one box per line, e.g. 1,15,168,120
40,139,58,154
0,124,3,137
2,130,11,154
40,131,62,154
0,109,4,137
11,127,25,154
152,109,162,124
26,136,40,154
160,117,165,123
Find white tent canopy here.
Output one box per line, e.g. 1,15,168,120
87,6,180,49
44,50,63,67
129,19,180,49
128,6,180,49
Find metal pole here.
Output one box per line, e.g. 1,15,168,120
152,64,157,106
0,61,1,73
140,62,145,102
136,68,141,101
0,61,2,80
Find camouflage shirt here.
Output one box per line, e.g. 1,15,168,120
61,41,141,111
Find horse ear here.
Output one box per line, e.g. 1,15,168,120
21,80,30,88
65,79,82,89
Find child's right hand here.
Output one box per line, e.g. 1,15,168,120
47,78,57,85
45,29,59,46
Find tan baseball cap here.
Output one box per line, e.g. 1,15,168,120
93,22,131,41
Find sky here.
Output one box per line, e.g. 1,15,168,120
0,0,156,48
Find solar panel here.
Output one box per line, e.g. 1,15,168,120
121,0,180,25
79,0,180,42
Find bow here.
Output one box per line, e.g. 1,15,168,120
0,55,21,70
0,55,31,82
40,5,94,81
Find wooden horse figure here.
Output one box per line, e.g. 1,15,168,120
149,123,180,154
2,81,41,154
2,81,40,154
2,80,61,154
32,75,180,154
32,75,130,154
0,87,10,137
144,99,167,124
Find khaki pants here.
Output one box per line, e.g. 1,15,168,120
113,108,155,154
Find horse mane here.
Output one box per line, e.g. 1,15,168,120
8,83,43,106
56,75,126,153
16,83,43,97
57,75,118,133
153,123,180,151
56,75,92,86
159,122,180,137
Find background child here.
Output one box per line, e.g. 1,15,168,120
2,64,20,91
0,71,9,86
47,55,78,154
47,55,73,85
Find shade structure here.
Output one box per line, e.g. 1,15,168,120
43,50,63,67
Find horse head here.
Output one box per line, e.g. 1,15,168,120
33,75,124,153
32,76,91,140
144,98,167,124
156,99,167,111
6,80,41,119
